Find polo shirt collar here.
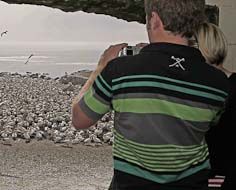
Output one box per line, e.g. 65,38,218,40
141,42,205,61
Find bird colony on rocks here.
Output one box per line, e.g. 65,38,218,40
0,72,114,146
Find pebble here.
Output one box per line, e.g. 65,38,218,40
0,72,114,146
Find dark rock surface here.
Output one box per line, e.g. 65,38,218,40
59,70,91,85
2,1,219,25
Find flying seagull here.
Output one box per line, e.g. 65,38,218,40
1,31,8,37
25,54,34,64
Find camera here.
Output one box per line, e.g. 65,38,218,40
119,46,141,56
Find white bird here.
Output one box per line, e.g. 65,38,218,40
1,30,8,37
25,54,34,64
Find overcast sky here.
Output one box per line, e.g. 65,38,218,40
0,1,148,44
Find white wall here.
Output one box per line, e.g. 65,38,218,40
207,0,236,71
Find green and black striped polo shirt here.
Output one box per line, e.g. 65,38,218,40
79,43,229,184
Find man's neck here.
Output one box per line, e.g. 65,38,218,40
150,32,188,46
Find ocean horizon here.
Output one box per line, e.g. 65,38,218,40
0,41,111,78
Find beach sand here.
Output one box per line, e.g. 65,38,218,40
0,141,113,190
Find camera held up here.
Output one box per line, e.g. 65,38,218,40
119,46,141,56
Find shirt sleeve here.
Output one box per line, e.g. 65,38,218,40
78,64,113,122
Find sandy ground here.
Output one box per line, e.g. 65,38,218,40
0,141,113,190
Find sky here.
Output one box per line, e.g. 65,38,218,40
0,1,148,44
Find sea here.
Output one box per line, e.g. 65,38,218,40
0,42,110,78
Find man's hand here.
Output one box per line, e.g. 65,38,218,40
97,43,128,72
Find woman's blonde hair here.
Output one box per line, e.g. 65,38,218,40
194,22,228,65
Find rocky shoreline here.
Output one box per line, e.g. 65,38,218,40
0,71,114,146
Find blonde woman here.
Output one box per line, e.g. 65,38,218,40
195,22,236,190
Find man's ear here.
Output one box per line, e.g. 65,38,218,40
151,11,163,30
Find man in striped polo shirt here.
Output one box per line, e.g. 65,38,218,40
72,0,229,189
